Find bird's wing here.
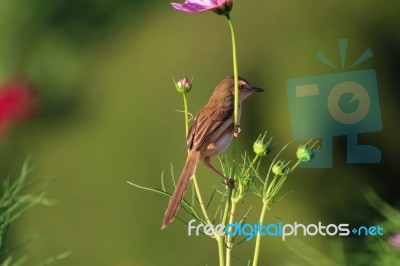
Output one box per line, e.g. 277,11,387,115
186,105,233,151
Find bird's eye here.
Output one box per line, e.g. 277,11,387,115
239,83,245,89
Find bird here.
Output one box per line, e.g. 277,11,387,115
162,76,263,229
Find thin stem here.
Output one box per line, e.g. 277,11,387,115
221,190,232,225
226,13,239,185
226,153,257,263
193,177,225,266
289,159,301,173
225,194,237,266
252,160,297,265
226,155,261,265
220,189,232,266
224,15,239,266
243,154,261,179
182,93,189,136
252,201,269,266
226,14,239,131
192,175,212,225
181,93,212,223
217,236,225,266
181,91,224,265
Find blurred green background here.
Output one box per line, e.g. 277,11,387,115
1,0,399,265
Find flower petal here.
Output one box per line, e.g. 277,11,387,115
171,0,230,13
171,3,212,13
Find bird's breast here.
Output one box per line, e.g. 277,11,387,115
202,127,233,158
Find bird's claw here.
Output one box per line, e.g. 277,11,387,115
233,126,241,138
223,178,235,190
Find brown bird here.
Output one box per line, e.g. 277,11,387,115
162,76,263,228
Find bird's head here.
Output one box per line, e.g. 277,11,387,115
223,76,263,101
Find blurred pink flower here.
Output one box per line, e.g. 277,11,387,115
389,234,400,249
171,0,233,14
0,79,36,137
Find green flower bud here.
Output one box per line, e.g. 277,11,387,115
296,145,316,163
272,161,288,176
253,132,271,156
175,76,192,93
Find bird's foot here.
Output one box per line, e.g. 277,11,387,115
233,126,241,138
223,178,235,190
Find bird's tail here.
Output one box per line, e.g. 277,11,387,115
162,151,200,229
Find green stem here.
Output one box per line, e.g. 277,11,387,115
243,154,261,179
192,175,212,225
220,189,231,266
225,194,237,266
289,159,301,173
252,201,269,266
226,157,260,265
252,160,298,265
182,93,189,136
226,154,261,262
193,176,225,266
226,14,239,131
224,15,239,266
181,91,224,265
217,236,225,266
182,93,211,225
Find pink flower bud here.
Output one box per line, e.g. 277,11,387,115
175,76,192,93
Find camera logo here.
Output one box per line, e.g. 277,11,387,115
286,39,382,168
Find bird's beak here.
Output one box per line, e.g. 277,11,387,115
252,87,264,92
243,83,263,92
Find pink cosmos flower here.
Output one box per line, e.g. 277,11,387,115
0,79,36,137
171,0,233,14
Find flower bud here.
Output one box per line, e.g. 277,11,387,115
175,76,192,93
253,133,271,156
296,145,316,163
272,161,288,176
